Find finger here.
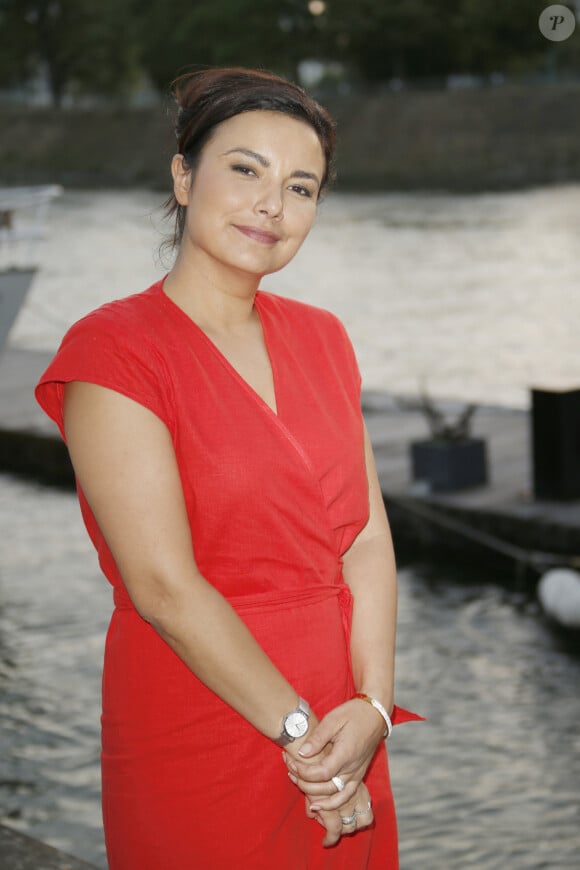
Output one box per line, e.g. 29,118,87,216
288,771,357,799
288,773,341,797
297,714,343,759
306,798,345,848
354,799,374,831
305,780,359,811
317,810,343,848
354,806,374,831
337,797,374,837
284,752,330,777
291,744,352,783
305,798,342,846
338,809,358,837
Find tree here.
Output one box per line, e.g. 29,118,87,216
1,0,574,105
454,0,549,75
0,0,139,106
135,0,319,93
0,0,37,89
309,0,569,83
318,0,465,82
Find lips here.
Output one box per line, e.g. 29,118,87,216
234,225,281,244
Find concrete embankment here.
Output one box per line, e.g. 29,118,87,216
0,823,98,869
1,83,580,191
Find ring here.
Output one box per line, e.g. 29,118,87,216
354,800,372,818
331,775,345,793
340,812,357,826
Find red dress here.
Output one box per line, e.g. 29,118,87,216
36,279,420,869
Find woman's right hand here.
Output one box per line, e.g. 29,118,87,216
283,696,387,817
306,781,374,847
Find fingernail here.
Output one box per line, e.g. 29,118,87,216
287,759,298,773
298,742,312,756
309,804,321,812
287,772,298,784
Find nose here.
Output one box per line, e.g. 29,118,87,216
254,182,284,221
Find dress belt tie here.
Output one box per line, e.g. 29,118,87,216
229,581,355,651
112,579,352,619
112,579,424,725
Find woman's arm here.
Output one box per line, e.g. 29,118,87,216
64,381,315,743
64,381,373,844
284,422,398,808
344,421,398,713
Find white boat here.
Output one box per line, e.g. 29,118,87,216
0,184,62,353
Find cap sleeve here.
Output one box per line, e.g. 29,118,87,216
333,315,363,398
35,307,174,440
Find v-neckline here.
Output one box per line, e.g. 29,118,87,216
156,278,280,418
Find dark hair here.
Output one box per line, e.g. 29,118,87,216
164,67,337,249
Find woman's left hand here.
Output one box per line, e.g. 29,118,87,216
284,698,386,811
306,780,374,846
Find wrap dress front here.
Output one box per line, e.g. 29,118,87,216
35,278,418,869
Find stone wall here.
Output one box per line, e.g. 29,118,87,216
1,83,579,191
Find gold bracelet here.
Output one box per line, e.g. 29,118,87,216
352,693,393,739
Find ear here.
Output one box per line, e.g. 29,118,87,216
171,154,192,207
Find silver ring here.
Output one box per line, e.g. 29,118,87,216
340,812,357,826
331,775,345,793
354,800,372,818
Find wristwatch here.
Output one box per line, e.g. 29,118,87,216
274,697,310,747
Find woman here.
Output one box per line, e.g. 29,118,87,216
36,67,422,869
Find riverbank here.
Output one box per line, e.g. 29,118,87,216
2,348,579,579
2,83,580,191
0,823,98,869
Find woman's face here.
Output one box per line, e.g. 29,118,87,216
172,110,325,281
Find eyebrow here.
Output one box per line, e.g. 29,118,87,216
222,147,321,186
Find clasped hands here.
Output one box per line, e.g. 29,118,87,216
283,699,386,847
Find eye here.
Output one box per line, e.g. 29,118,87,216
289,184,314,198
231,163,257,177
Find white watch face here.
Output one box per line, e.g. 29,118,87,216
285,710,308,739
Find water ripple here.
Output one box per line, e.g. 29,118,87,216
1,476,580,868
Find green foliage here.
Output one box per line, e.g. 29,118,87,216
0,0,37,87
319,0,572,81
454,0,549,74
0,0,578,102
0,0,140,105
134,0,318,92
319,0,465,81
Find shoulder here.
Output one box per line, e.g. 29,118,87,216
36,279,172,436
64,280,162,346
256,289,346,337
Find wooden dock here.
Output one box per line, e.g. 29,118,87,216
363,391,580,571
1,348,579,576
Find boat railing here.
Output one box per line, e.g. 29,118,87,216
0,184,63,272
0,185,63,353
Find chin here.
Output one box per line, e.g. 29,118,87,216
230,254,289,277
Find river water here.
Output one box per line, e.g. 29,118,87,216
1,476,579,868
2,187,580,867
8,185,580,408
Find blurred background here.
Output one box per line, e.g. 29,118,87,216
1,2,580,868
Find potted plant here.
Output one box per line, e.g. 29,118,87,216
404,391,488,493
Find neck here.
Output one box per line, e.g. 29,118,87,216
164,248,260,332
